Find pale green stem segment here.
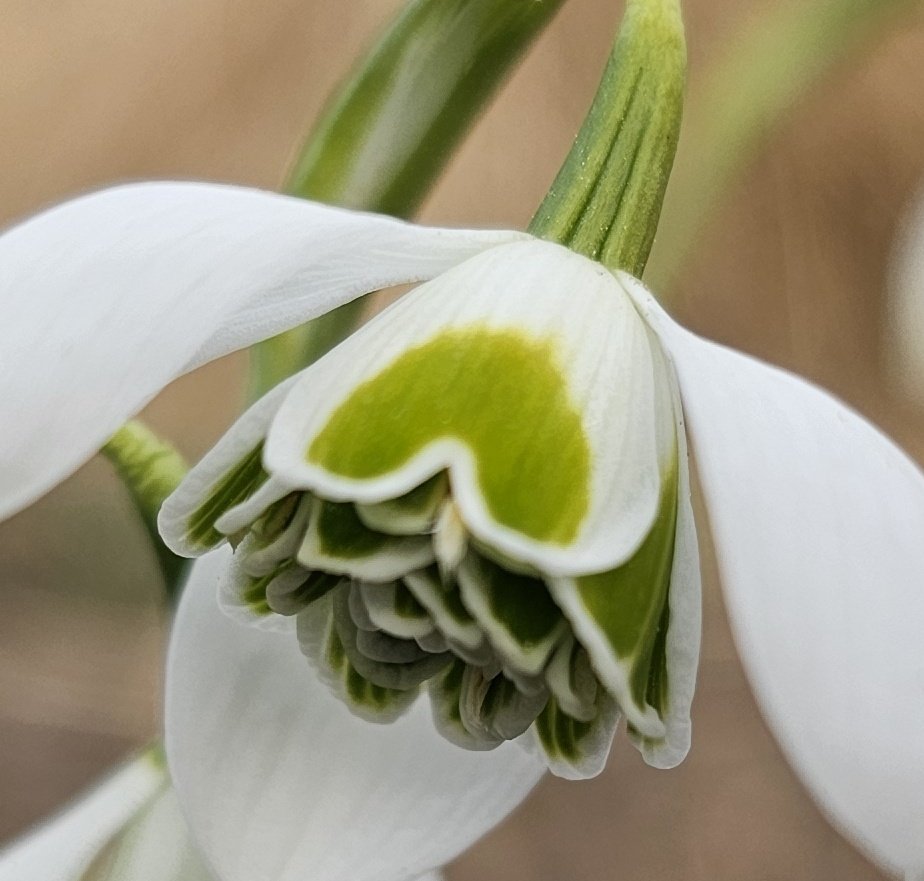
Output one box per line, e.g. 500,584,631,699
528,0,686,277
645,0,918,292
249,0,567,398
102,420,189,598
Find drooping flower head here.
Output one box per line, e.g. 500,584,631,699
160,238,701,777
4,184,924,881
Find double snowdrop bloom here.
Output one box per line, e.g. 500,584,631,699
2,182,924,881
160,235,698,778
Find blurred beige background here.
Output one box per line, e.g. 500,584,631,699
3,0,924,878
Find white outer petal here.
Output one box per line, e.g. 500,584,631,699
0,754,213,880
633,330,702,770
166,550,545,881
629,276,924,878
267,239,664,575
0,182,525,522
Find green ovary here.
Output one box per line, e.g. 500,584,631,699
307,327,591,545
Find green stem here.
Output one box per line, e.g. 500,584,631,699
645,0,918,292
102,421,189,598
249,0,566,398
529,0,686,277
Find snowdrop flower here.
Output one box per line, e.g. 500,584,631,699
0,751,213,881
161,237,698,779
3,182,924,880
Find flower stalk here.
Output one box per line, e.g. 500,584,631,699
102,420,189,596
529,0,686,277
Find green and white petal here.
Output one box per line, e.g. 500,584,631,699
265,566,341,617
237,494,313,578
298,500,435,581
159,372,300,556
265,239,668,576
0,182,525,523
544,637,597,723
0,753,213,881
355,474,448,535
460,670,550,742
356,580,436,640
631,276,924,877
428,660,503,751
216,549,293,631
404,567,485,650
457,553,567,677
297,590,419,722
167,550,546,881
547,331,690,743
331,585,450,691
628,336,701,769
531,693,622,781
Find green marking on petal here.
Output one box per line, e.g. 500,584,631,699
545,636,598,722
307,328,591,545
478,673,549,741
299,499,434,580
534,690,620,778
239,564,286,617
298,593,418,722
404,566,483,650
186,444,269,550
570,456,678,711
356,473,448,535
265,567,341,616
250,493,300,544
239,495,313,578
333,587,450,690
429,659,501,751
458,552,567,676
315,500,391,558
358,581,434,640
536,697,594,764
627,591,672,748
356,628,430,664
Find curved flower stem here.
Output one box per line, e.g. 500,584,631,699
645,0,918,294
529,0,686,277
249,0,567,398
102,421,189,598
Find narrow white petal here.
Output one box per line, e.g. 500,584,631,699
0,753,213,880
631,277,924,877
629,333,702,769
0,182,524,521
166,550,545,881
266,239,665,576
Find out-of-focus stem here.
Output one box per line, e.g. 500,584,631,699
646,0,918,293
249,0,567,397
102,420,189,598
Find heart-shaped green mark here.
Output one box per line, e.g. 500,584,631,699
307,327,592,546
